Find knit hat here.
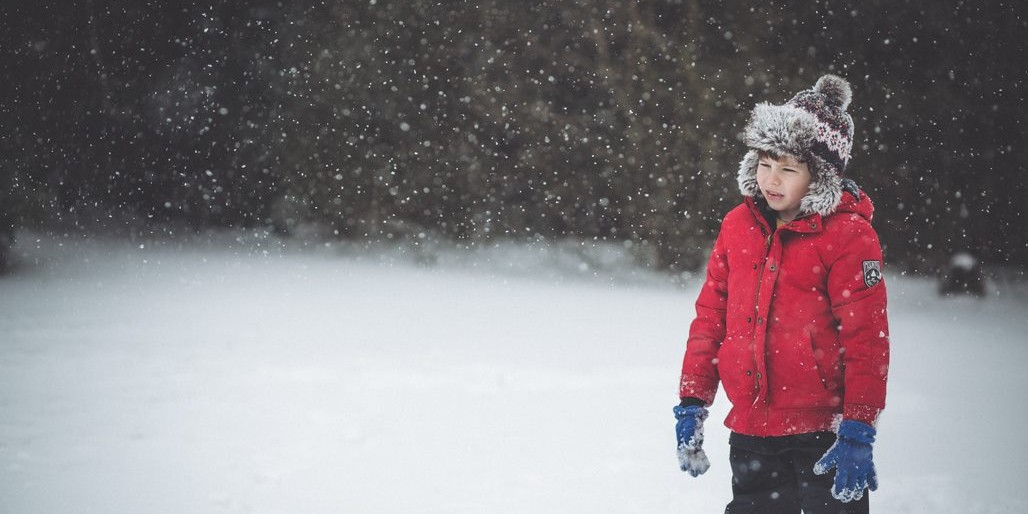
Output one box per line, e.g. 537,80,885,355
737,74,855,217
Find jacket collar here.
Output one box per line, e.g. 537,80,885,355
745,196,824,234
743,185,874,235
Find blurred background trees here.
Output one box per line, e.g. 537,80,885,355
2,0,1025,274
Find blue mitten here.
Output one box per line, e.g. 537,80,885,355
813,419,879,502
673,404,710,477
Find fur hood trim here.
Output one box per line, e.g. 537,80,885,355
737,148,843,218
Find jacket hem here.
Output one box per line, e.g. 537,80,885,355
725,406,840,437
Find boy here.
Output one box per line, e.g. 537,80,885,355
674,75,889,514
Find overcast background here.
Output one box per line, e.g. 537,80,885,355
2,0,1026,275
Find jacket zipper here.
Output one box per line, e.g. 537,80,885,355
751,230,772,393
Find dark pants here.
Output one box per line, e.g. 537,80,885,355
725,432,869,514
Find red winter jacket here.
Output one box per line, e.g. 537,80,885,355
679,191,889,436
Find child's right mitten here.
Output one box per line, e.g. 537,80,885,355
673,404,711,477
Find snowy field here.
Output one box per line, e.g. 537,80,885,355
2,233,1027,514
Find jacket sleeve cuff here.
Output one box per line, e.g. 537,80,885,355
678,397,706,408
844,404,881,426
679,375,718,406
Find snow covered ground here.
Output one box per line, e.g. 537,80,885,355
2,233,1027,513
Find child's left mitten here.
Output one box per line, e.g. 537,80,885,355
813,419,879,502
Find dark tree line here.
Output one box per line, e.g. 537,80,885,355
2,0,1026,273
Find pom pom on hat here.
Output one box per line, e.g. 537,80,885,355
813,74,853,110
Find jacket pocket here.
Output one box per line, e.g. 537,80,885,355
716,336,758,406
768,332,837,408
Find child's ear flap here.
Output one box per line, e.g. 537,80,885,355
737,150,761,198
799,154,844,217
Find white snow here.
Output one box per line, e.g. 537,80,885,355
2,233,1027,513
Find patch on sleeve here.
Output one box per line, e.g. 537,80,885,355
862,260,883,288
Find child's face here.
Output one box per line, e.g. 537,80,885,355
756,153,812,222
